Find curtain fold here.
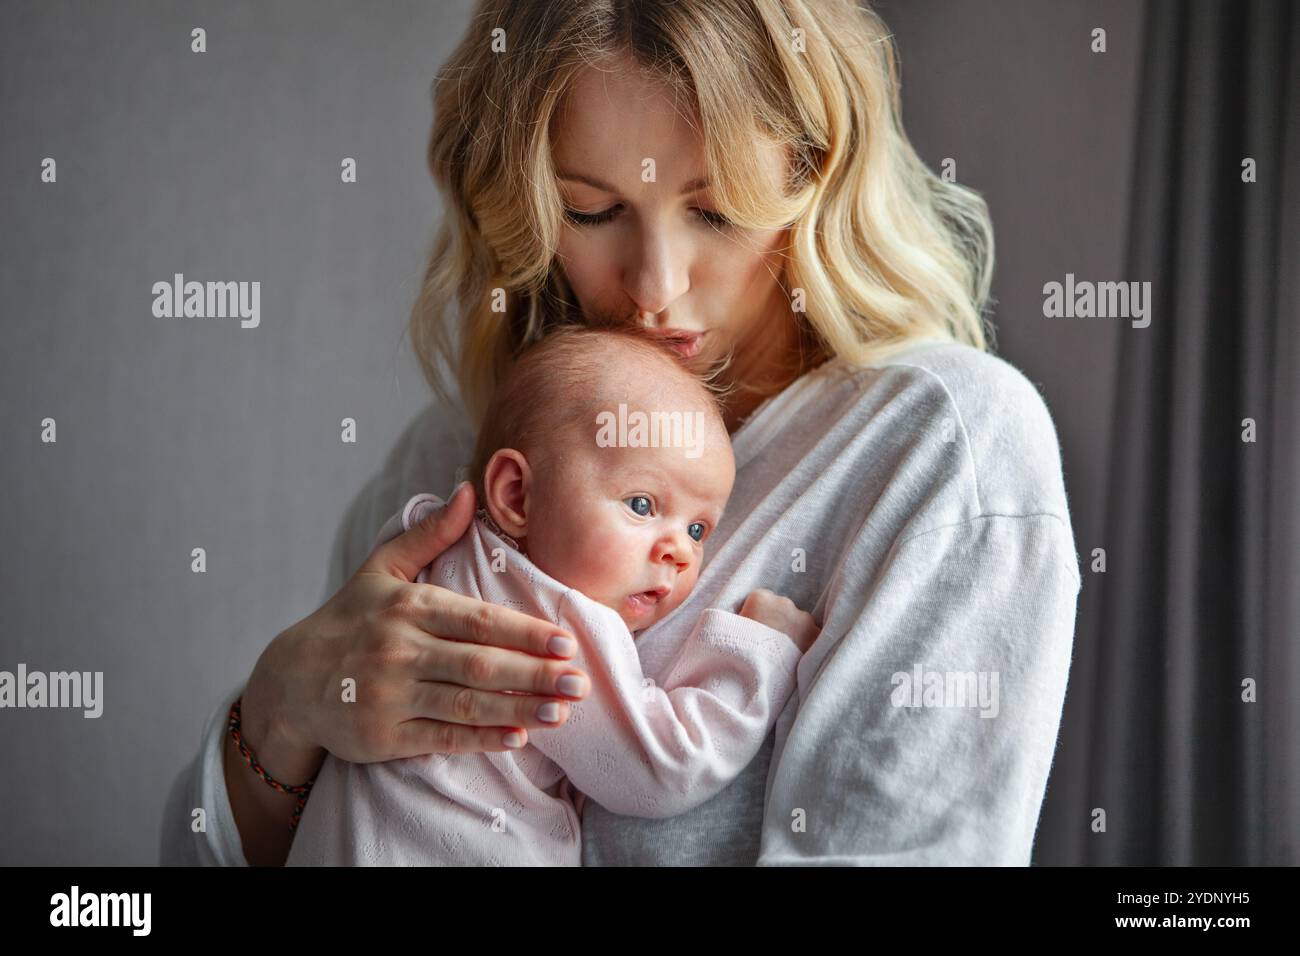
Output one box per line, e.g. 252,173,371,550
1083,0,1298,865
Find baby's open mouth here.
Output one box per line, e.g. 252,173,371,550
626,586,670,614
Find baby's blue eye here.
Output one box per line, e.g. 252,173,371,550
688,522,706,542
625,496,652,516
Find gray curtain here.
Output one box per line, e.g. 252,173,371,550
1072,0,1299,865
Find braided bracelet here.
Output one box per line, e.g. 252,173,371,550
227,695,318,833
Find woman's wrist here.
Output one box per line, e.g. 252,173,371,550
241,708,324,786
240,629,324,785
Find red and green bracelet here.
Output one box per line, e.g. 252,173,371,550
228,696,318,832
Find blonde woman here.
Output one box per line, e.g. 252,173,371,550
163,0,1079,866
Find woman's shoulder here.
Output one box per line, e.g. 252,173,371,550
832,340,1071,523
385,397,477,485
363,397,475,512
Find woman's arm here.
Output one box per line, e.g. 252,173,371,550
755,512,1080,865
220,643,328,867
163,483,592,866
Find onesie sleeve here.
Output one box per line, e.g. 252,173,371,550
375,493,444,550
755,512,1080,865
526,596,804,819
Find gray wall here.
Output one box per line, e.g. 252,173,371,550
0,0,478,864
0,0,1137,864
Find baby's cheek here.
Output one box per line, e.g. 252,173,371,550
568,525,637,589
661,568,698,618
681,563,701,594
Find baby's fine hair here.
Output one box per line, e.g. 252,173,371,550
467,323,732,505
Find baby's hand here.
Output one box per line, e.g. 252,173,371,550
739,589,820,653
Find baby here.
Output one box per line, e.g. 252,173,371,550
285,324,817,866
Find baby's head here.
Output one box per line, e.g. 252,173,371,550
468,324,735,632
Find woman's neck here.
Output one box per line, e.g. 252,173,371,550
720,301,824,434
722,388,774,435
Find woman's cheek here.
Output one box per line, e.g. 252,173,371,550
695,258,752,321
557,237,608,301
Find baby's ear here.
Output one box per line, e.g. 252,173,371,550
482,447,531,537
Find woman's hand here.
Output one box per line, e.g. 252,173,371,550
228,481,589,865
739,588,821,653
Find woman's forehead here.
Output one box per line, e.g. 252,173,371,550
559,52,691,117
552,63,702,165
550,58,788,204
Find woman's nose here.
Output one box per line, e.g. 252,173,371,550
624,229,688,315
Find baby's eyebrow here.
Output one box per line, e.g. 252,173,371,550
619,463,670,486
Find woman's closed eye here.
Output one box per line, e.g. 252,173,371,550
563,205,732,229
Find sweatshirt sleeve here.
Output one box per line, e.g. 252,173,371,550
756,512,1080,865
159,679,251,866
527,596,804,819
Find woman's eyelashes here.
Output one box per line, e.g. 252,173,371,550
563,205,731,228
564,206,618,226
622,496,709,542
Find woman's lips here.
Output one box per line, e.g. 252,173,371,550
642,329,706,359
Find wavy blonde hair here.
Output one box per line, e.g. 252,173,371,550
410,0,995,429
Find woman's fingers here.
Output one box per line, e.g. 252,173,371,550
406,616,591,698
330,484,593,760
409,680,573,731
391,718,532,757
400,585,584,671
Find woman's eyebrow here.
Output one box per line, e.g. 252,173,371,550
556,170,709,196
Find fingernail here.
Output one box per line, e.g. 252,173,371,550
537,702,561,722
556,674,585,697
547,634,575,656
502,731,525,748
453,480,470,498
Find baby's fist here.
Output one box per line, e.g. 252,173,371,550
739,588,820,653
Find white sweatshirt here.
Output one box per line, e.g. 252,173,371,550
283,493,802,865
161,340,1081,866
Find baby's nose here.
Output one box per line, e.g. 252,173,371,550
662,553,689,571
654,536,691,569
